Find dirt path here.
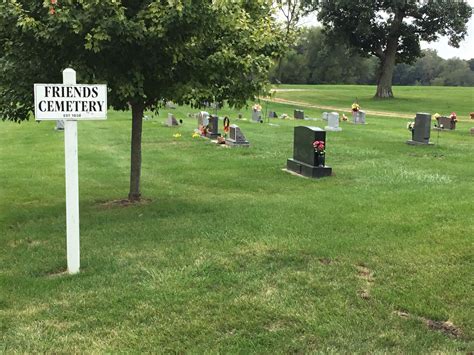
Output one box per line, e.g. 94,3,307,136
264,97,414,119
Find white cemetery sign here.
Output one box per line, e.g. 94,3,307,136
34,68,107,274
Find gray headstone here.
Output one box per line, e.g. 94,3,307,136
322,112,329,121
165,101,176,109
294,110,304,120
325,112,342,132
268,111,278,118
353,110,366,124
409,112,432,144
55,120,64,131
252,110,262,122
226,124,249,147
167,113,179,126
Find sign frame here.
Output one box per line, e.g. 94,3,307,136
34,83,107,121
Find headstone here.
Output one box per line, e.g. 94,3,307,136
407,112,433,145
354,110,366,124
470,128,474,135
197,111,209,128
252,109,262,122
435,116,456,130
55,120,64,131
322,112,329,121
287,126,332,178
225,125,250,147
268,111,278,118
165,101,176,109
206,115,220,139
325,112,342,132
294,109,304,120
166,113,179,126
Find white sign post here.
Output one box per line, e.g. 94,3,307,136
34,68,107,274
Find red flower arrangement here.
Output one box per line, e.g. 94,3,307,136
313,140,325,155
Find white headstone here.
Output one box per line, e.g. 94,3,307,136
325,112,342,132
252,110,262,122
322,112,329,121
198,111,209,127
356,110,366,124
167,113,178,126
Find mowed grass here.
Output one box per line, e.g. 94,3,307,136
1,85,474,352
274,84,474,118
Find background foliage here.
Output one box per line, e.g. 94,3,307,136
271,27,474,87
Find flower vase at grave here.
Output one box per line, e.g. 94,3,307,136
317,154,325,167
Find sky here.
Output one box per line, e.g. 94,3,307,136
420,0,474,59
299,0,474,60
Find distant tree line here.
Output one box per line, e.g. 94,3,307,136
270,27,474,87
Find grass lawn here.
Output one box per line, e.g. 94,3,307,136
273,84,474,119
1,85,473,352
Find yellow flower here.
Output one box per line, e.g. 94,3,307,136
173,133,182,138
192,132,200,138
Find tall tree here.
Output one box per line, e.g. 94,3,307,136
0,0,284,201
304,0,472,98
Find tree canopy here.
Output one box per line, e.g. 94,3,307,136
271,28,474,87
0,0,285,200
304,0,472,98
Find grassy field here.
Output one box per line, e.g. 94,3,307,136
1,85,473,352
272,85,474,119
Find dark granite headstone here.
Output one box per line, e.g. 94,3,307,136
206,115,220,139
287,126,332,178
407,113,432,145
226,124,249,147
435,116,456,130
294,110,304,120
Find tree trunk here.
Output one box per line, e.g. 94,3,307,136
375,9,404,99
128,102,144,201
375,49,396,99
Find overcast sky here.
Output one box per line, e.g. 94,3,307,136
299,0,474,60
